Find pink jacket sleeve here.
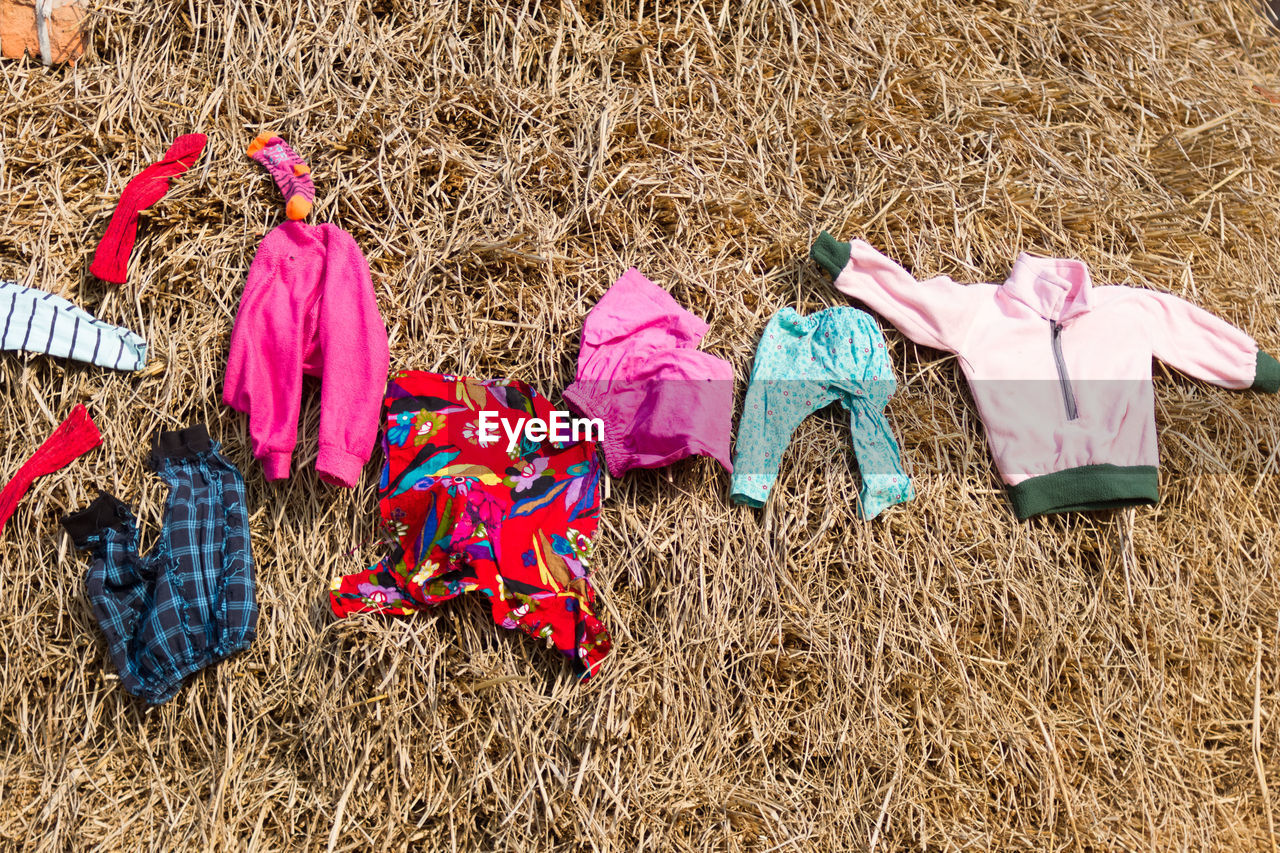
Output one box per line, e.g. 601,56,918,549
1120,286,1280,392
222,228,310,478
315,226,391,487
810,232,985,354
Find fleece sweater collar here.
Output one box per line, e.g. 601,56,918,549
1000,254,1094,322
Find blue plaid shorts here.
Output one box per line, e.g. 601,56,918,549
61,425,257,705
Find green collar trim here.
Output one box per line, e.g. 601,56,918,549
1007,464,1159,520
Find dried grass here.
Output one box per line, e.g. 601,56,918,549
3,0,1280,849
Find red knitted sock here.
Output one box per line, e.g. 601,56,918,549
0,404,103,534
89,133,207,284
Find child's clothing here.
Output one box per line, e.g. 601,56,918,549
60,425,257,706
330,371,611,681
563,268,734,477
247,133,315,221
0,403,100,534
90,133,206,284
731,308,913,518
1,280,147,370
811,232,1280,519
223,143,389,488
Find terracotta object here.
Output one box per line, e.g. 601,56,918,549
1254,83,1280,105
0,0,84,65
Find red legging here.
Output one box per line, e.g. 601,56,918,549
0,405,101,534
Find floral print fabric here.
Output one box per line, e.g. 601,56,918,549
730,307,914,519
329,370,611,680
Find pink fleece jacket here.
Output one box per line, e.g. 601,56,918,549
812,232,1280,518
224,220,390,488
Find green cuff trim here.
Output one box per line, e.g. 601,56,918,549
1007,464,1159,520
1252,351,1280,393
810,231,851,281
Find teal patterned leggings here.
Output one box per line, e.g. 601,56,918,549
731,307,914,519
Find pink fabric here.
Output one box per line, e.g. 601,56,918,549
832,240,1268,485
223,220,390,488
563,268,734,478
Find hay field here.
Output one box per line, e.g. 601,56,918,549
4,0,1280,849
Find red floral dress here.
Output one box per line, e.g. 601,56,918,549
329,371,611,680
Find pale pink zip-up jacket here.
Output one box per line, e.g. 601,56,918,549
811,232,1280,518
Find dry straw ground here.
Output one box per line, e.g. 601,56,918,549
2,0,1280,849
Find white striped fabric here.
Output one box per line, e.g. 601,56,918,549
0,280,147,372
